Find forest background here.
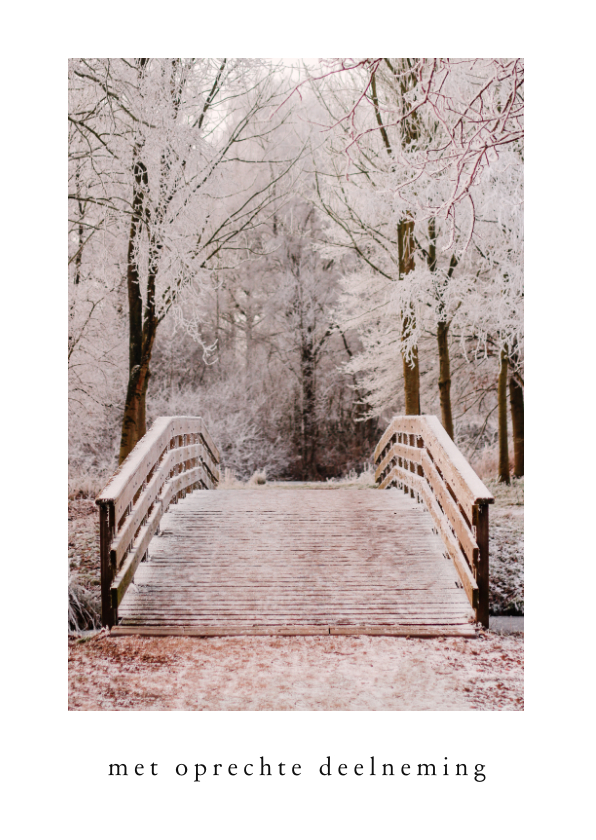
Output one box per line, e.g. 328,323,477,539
68,58,524,627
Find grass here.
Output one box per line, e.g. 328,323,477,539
68,569,100,634
68,468,111,500
219,466,377,489
483,475,524,506
484,476,524,616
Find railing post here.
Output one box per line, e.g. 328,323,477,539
99,501,115,627
475,503,489,628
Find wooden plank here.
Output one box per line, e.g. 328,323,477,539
99,502,115,627
373,416,424,465
374,441,424,484
374,415,493,517
330,625,476,638
111,624,474,637
97,417,220,521
111,502,163,611
376,454,482,610
96,417,172,521
168,418,220,465
110,463,168,569
420,416,493,517
160,465,211,510
132,590,464,597
119,610,473,618
200,424,220,466
417,485,479,611
118,617,471,626
111,626,332,637
421,451,479,568
381,462,478,608
475,503,490,628
109,443,215,568
378,463,424,494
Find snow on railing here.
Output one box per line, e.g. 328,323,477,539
96,417,220,627
373,415,493,627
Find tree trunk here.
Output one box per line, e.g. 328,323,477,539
118,128,159,465
437,320,454,439
373,70,421,417
402,344,420,415
498,349,510,484
119,147,146,464
428,218,455,438
119,356,150,462
246,314,253,372
301,343,317,479
398,216,420,415
509,372,524,477
74,171,84,285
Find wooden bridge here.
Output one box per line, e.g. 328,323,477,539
97,415,493,638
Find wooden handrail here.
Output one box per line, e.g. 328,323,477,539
373,415,494,627
96,416,220,627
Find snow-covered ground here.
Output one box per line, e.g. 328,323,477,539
69,632,523,711
68,475,524,710
484,478,524,615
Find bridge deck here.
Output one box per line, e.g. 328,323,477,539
114,488,476,637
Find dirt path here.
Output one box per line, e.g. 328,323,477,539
69,631,523,711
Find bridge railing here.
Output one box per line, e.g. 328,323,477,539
96,416,220,627
373,415,494,627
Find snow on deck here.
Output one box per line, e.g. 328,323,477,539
116,488,475,636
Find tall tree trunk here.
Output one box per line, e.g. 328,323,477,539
428,218,455,438
119,143,147,464
399,216,420,415
301,342,317,479
214,279,220,358
119,113,159,464
372,69,420,416
509,372,524,477
119,352,151,461
402,341,420,415
74,170,84,285
498,349,510,484
246,315,253,372
437,321,454,439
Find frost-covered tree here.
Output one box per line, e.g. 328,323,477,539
298,58,523,238
68,58,522,490
69,58,300,463
306,58,523,465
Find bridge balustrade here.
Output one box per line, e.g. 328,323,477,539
96,417,220,626
373,415,493,626
96,413,493,631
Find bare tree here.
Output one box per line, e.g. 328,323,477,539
69,58,302,462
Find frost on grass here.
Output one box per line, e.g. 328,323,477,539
485,478,524,616
68,500,101,633
267,467,377,490
484,476,524,507
68,570,100,634
490,513,524,615
321,467,377,489
218,466,377,489
219,468,268,488
248,469,267,486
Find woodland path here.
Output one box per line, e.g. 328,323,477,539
113,488,475,637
